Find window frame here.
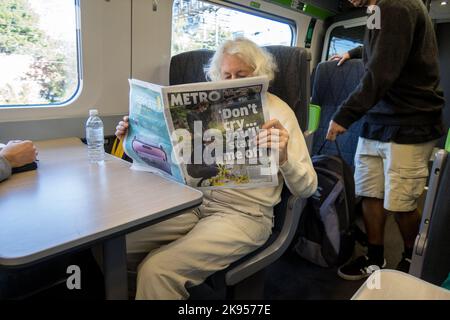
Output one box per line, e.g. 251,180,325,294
171,0,297,57
0,0,83,109
321,17,367,62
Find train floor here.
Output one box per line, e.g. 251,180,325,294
264,214,405,300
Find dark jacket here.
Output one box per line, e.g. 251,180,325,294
333,0,445,131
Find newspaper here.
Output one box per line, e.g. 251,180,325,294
123,76,278,190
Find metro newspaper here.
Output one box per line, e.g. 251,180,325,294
123,76,279,190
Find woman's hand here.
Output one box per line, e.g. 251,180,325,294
258,119,289,166
115,116,129,141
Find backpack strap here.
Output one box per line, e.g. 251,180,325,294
317,139,343,158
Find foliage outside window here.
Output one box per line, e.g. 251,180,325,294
0,0,80,107
172,0,294,56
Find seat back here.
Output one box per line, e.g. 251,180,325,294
411,149,450,286
311,59,366,166
170,46,311,298
170,45,310,238
170,46,311,131
169,49,213,85
264,46,311,131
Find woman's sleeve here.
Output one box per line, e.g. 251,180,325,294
0,156,12,182
278,106,318,198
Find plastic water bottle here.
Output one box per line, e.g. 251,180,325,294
86,109,105,163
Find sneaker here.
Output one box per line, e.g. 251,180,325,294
337,255,386,281
396,253,412,273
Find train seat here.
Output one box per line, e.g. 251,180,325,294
169,45,312,299
310,59,366,167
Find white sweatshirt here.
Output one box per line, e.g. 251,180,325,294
202,93,318,218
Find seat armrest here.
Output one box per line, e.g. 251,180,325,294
225,195,307,286
410,149,448,278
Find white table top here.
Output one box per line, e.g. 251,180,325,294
0,138,203,266
352,269,450,300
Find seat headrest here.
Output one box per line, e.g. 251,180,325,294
169,49,214,85
265,46,311,131
170,46,311,131
312,59,365,107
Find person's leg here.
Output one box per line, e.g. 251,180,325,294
362,197,387,265
393,210,421,249
384,140,437,271
338,138,386,280
126,209,200,256
393,209,420,271
135,210,272,300
125,209,200,296
362,197,387,246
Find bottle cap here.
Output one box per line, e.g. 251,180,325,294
89,109,98,116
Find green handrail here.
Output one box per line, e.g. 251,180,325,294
308,104,321,133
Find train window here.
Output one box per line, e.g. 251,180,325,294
172,0,294,56
0,0,81,108
326,25,365,60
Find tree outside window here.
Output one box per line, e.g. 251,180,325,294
0,0,79,106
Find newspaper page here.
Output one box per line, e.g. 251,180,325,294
162,76,278,190
123,79,185,184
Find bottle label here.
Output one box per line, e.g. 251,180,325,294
86,128,104,142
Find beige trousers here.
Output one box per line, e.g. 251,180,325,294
126,203,272,300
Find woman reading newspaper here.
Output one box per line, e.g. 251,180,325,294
115,37,317,300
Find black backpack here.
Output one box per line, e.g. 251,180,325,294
293,140,356,267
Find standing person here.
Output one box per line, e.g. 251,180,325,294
327,0,445,280
115,37,318,299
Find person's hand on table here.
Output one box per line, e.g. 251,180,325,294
0,140,37,168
